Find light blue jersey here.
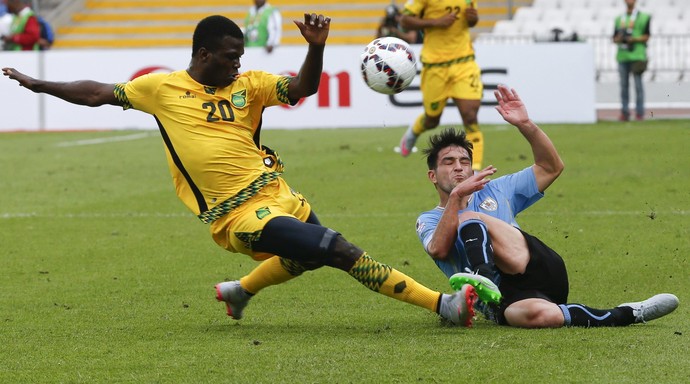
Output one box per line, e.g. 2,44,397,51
415,166,543,279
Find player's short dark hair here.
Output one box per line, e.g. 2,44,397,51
423,128,474,170
192,15,244,56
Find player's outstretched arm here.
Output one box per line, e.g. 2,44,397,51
2,67,119,107
494,84,563,192
288,13,330,101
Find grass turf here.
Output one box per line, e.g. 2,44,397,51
0,120,688,383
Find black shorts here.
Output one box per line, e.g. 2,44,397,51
490,229,570,325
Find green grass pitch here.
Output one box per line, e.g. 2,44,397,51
1,120,688,383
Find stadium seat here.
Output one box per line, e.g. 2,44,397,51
658,21,690,35
638,0,678,8
587,0,622,8
572,20,607,37
541,8,569,24
532,0,562,9
594,7,621,23
567,8,596,23
650,8,683,23
492,20,523,35
513,7,543,23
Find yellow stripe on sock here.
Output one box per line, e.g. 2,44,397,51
349,254,440,312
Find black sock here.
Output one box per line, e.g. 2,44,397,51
459,219,495,278
559,304,635,327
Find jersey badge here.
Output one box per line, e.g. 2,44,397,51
231,90,247,108
204,86,217,95
415,219,426,234
479,197,498,211
255,206,271,220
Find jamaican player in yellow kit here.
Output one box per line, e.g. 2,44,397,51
2,14,481,326
398,0,485,171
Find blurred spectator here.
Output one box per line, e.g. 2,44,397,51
1,0,40,51
376,3,422,44
37,15,54,50
244,0,281,53
0,3,11,50
613,0,650,121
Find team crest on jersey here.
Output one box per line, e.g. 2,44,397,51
415,220,425,234
479,197,498,211
255,206,271,219
231,90,247,108
203,86,217,95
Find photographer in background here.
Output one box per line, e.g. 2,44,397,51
376,3,420,44
1,0,40,51
244,0,282,53
613,0,650,121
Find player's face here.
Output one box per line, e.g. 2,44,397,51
205,35,244,88
431,145,473,194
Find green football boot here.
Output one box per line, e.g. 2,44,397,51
449,272,502,305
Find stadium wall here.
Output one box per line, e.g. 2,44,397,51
0,43,596,131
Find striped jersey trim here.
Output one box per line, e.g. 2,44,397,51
197,171,280,224
114,83,132,109
276,76,293,104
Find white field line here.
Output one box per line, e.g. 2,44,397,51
1,210,688,219
55,132,153,147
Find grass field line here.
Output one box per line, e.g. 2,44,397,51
55,132,154,147
1,210,688,219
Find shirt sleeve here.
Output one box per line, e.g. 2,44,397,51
120,73,166,114
494,166,543,215
416,209,440,254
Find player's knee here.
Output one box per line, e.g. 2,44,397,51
327,235,365,271
505,301,564,328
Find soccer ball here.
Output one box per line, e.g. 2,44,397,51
360,37,417,95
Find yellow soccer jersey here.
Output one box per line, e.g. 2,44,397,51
404,0,476,64
116,69,292,217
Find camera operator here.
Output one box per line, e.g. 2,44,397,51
376,3,420,44
612,0,650,121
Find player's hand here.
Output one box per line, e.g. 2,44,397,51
494,84,530,127
465,5,478,25
450,165,497,200
2,67,38,91
294,13,331,46
435,12,458,28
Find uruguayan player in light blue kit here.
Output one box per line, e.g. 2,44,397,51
415,84,679,328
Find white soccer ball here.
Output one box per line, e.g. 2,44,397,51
360,37,417,95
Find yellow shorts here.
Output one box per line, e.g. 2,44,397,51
210,177,312,260
420,59,483,117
